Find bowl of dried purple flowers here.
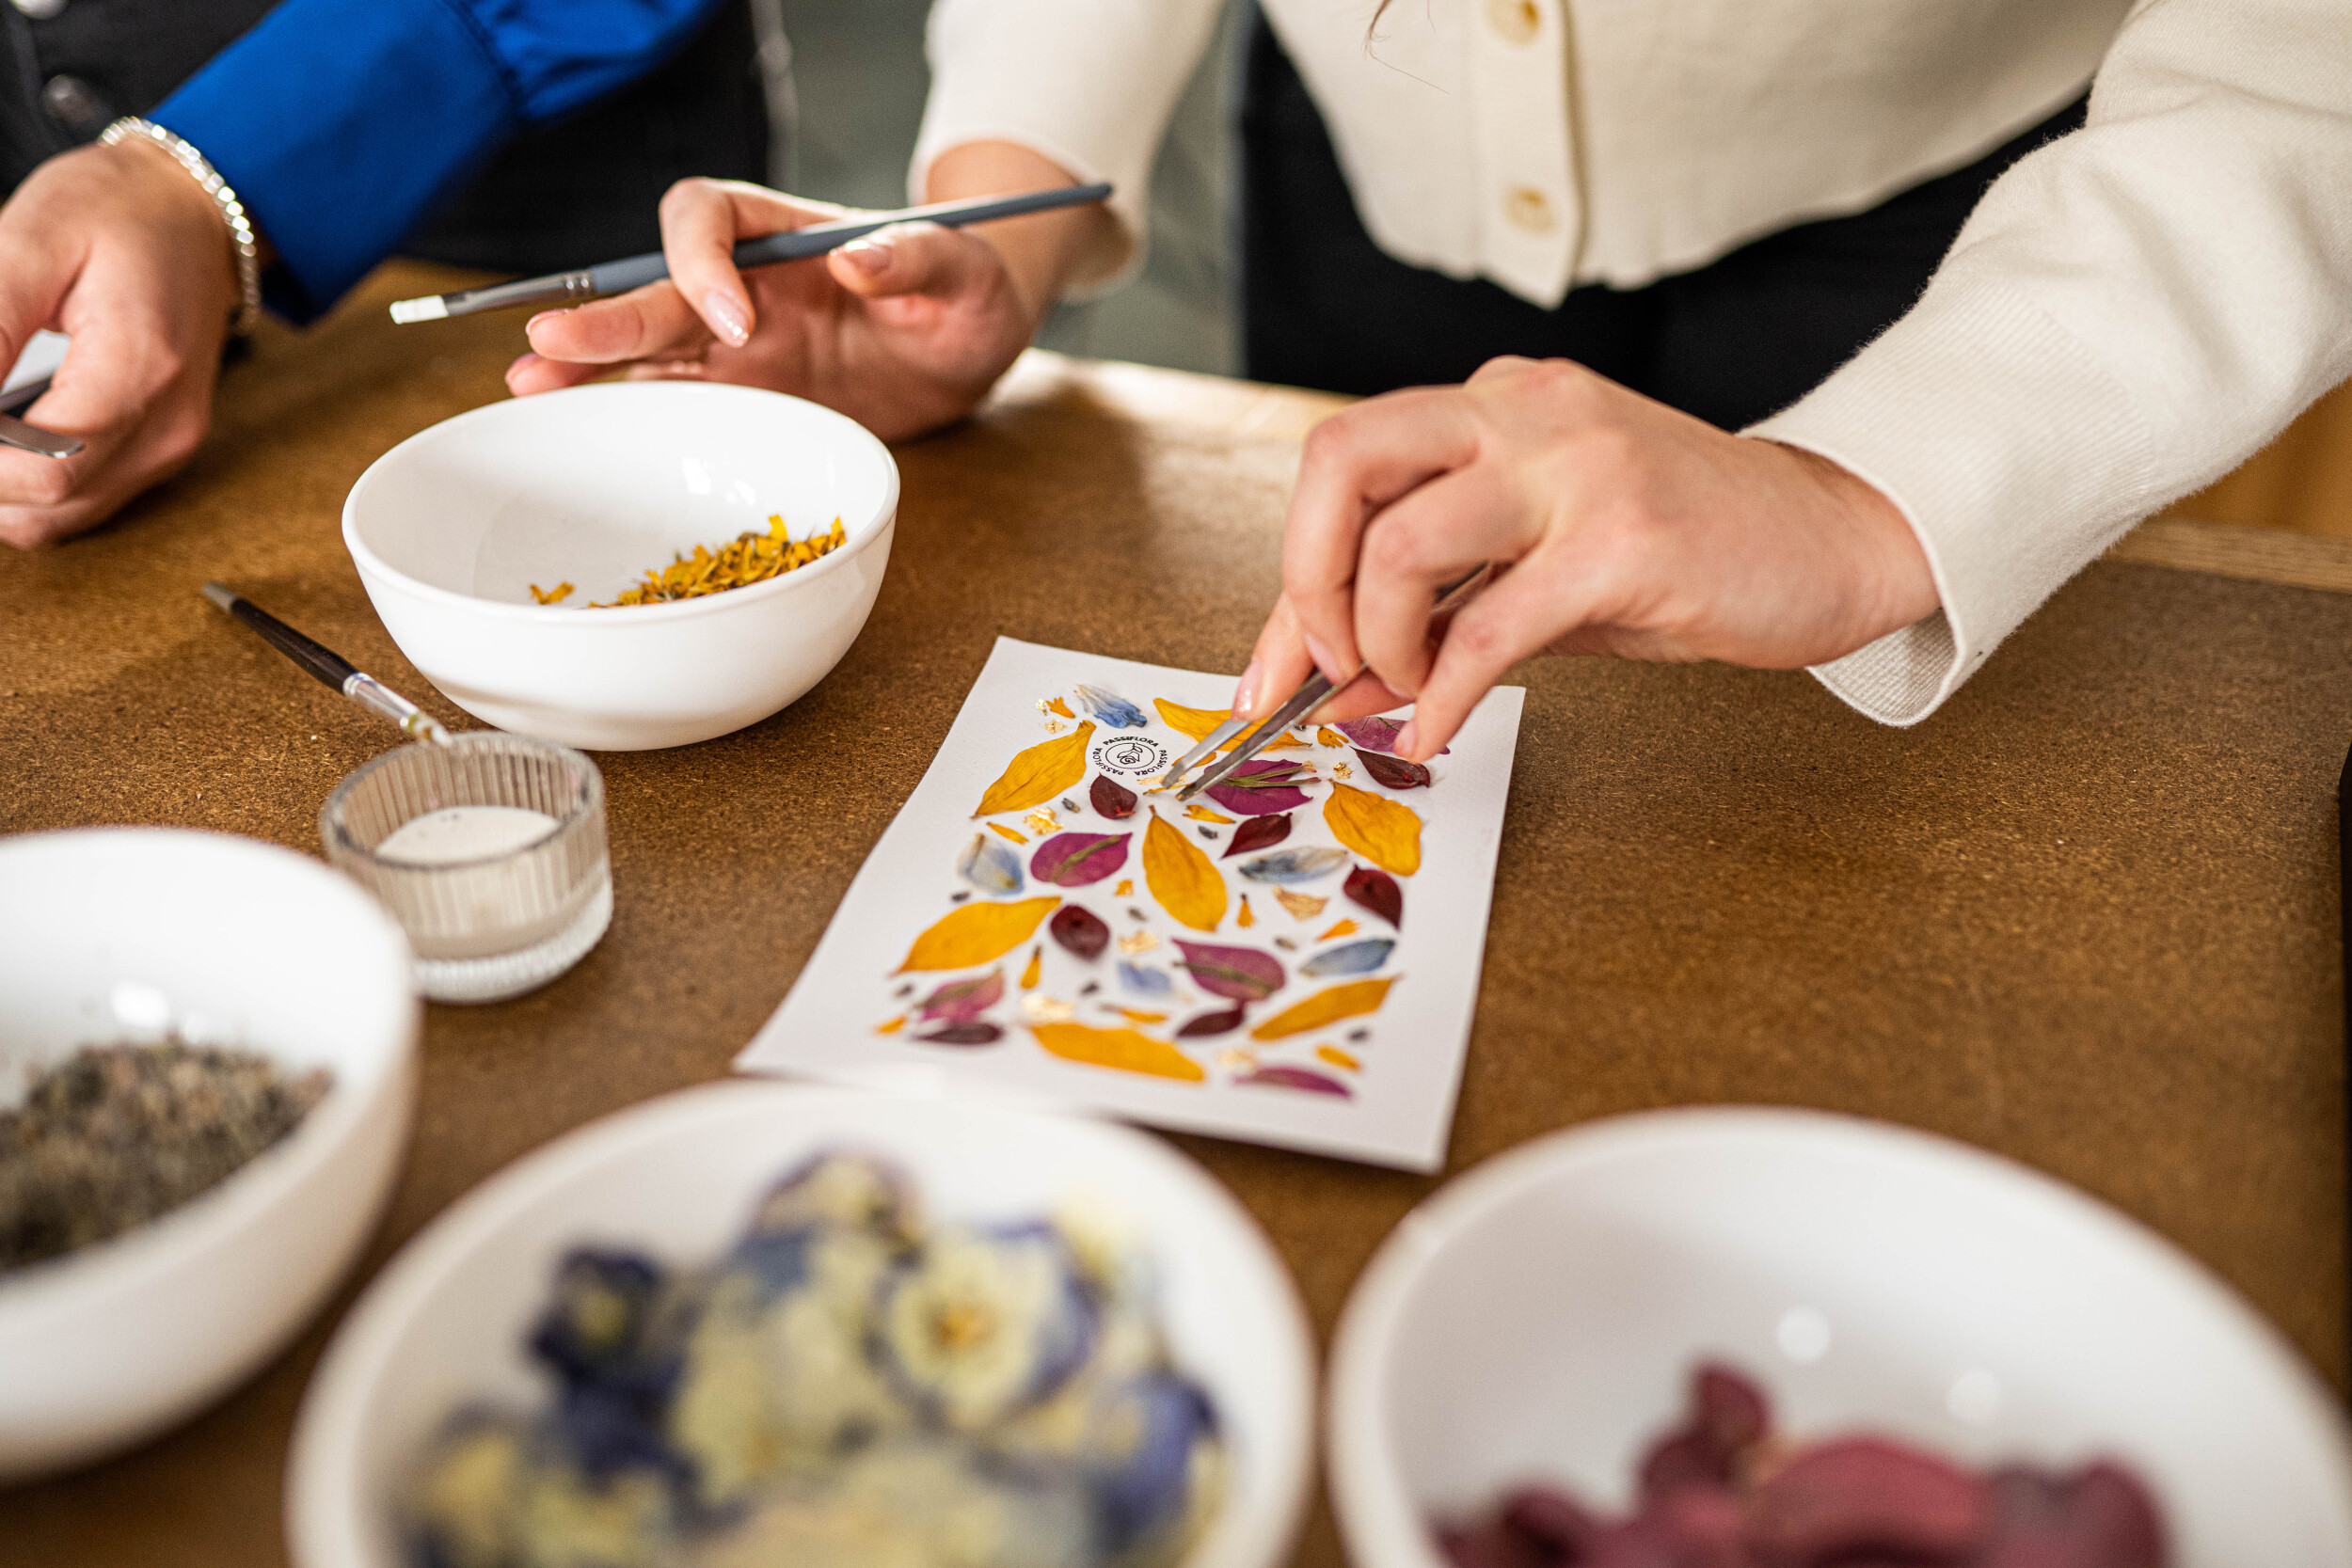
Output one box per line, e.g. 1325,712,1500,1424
0,828,419,1480
288,1081,1313,1568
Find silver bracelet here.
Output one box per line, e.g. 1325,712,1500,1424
99,117,263,337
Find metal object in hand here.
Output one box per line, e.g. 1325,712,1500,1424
0,377,84,458
1168,565,1495,801
389,182,1115,323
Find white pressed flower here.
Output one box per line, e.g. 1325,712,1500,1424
408,1417,528,1568
515,1460,676,1568
879,1226,1091,1432
751,1151,918,1243
757,1229,908,1449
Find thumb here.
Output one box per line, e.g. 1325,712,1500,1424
825,221,998,303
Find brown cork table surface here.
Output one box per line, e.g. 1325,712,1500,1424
3,261,2348,1564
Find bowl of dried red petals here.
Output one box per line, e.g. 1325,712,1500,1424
1327,1107,2352,1568
343,381,898,750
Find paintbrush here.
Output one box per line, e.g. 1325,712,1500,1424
389,182,1114,324
202,582,452,744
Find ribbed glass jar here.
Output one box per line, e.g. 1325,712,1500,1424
321,734,610,1003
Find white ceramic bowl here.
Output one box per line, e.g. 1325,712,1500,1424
344,381,898,751
1329,1107,2352,1568
0,829,419,1481
289,1081,1315,1568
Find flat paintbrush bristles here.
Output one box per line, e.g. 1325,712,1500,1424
388,295,448,325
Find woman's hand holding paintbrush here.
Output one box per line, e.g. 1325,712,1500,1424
1230,356,1941,763
511,144,1118,440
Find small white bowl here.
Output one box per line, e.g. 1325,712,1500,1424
289,1082,1315,1568
1329,1107,2352,1568
344,382,899,752
0,829,419,1481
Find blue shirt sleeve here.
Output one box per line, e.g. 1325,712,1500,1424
150,0,726,321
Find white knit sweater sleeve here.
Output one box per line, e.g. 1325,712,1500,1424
911,0,1226,293
1750,0,2352,725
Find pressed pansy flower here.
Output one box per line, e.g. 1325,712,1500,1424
875,1222,1097,1432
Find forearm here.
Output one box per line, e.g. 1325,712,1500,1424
1755,0,2352,725
912,0,1225,294
923,142,1117,329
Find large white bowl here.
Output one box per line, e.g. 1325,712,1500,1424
1329,1107,2352,1568
344,381,898,751
0,829,419,1481
289,1081,1315,1568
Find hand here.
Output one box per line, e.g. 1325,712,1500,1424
1235,356,1940,760
0,138,242,547
508,143,1114,440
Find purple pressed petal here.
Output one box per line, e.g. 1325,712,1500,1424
1049,905,1110,961
1235,1066,1352,1097
1221,813,1292,859
1030,831,1131,887
1203,760,1313,816
1173,940,1285,1002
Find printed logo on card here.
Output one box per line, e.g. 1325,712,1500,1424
1091,736,1169,777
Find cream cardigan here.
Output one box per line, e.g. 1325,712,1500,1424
913,0,2352,723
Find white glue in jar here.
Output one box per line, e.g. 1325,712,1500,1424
320,733,610,1003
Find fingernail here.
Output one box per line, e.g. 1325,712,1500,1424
504,353,541,385
1302,634,1345,683
524,310,564,336
1232,660,1263,719
1394,721,1420,758
702,289,752,347
838,238,890,275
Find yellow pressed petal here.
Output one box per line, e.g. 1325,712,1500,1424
1020,946,1041,990
1152,698,1233,744
974,723,1096,817
1108,1006,1168,1024
875,1016,906,1035
1143,809,1225,932
1045,697,1074,719
1272,888,1326,921
1249,977,1399,1040
1114,879,1133,896
1324,781,1422,876
899,896,1060,973
1317,1045,1360,1071
1029,1022,1205,1083
1151,698,1305,752
1316,726,1344,747
990,822,1028,844
1237,895,1255,928
1318,919,1359,941
1183,804,1234,823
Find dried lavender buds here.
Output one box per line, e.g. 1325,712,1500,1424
0,1041,331,1273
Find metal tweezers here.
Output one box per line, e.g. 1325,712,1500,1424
0,375,83,458
1164,564,1495,801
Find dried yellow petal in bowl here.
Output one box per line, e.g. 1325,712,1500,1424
575,515,846,609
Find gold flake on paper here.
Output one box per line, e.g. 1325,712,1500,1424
1116,928,1161,956
1020,993,1076,1023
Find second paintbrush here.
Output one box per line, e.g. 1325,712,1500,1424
389,182,1114,325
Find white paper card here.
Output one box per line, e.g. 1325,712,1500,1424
737,638,1523,1170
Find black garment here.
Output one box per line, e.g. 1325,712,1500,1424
1239,15,2088,431
0,0,767,279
